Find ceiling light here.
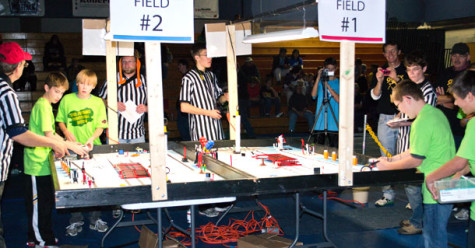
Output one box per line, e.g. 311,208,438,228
242,27,319,44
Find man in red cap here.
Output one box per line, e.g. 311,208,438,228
0,42,69,247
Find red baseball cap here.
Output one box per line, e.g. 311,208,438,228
0,42,32,64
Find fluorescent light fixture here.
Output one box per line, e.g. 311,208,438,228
242,27,319,44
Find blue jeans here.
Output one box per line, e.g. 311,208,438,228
468,219,475,248
239,99,255,138
289,109,314,132
0,181,5,248
405,184,423,229
119,135,146,144
423,203,452,248
378,114,398,200
260,98,281,116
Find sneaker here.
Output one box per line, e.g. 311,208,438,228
198,207,219,218
90,218,108,232
26,241,36,248
214,205,232,213
399,219,411,227
275,112,284,118
405,203,412,210
455,208,469,221
112,209,122,219
66,221,84,236
398,224,422,235
374,197,394,207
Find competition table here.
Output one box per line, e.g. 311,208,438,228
51,139,423,247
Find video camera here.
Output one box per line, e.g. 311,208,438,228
321,68,334,81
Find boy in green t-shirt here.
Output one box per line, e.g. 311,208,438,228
24,72,87,247
376,80,455,248
56,69,109,236
426,70,475,248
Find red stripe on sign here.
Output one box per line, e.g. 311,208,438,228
321,35,384,42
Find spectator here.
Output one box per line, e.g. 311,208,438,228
311,57,340,147
247,76,261,116
370,41,408,207
240,57,260,83
434,42,471,149
288,81,314,133
260,75,283,117
283,66,303,103
237,67,256,138
272,48,290,84
13,59,36,91
289,49,303,69
43,35,66,71
176,59,191,141
66,58,85,93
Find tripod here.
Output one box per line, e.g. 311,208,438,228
307,75,339,145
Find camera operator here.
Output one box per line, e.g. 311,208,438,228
311,57,340,147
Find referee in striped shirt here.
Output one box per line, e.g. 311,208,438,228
0,42,68,247
98,55,148,143
179,43,228,141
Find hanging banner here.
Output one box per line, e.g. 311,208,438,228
0,0,44,16
195,0,219,19
73,0,109,17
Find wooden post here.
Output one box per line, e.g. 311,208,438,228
226,25,239,140
145,42,168,201
105,20,119,144
338,41,355,186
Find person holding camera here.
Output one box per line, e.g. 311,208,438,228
311,57,340,147
370,42,408,207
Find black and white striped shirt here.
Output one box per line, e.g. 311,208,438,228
98,73,147,140
179,68,225,141
396,80,437,153
0,73,26,182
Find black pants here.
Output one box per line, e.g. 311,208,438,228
314,132,338,148
25,175,56,246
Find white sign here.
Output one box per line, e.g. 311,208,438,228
205,23,252,58
82,19,134,56
110,0,194,43
318,0,385,43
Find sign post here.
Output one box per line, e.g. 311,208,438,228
109,0,194,201
318,0,386,187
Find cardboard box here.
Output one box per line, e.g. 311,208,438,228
138,226,180,248
237,233,301,248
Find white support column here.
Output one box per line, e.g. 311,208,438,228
145,42,168,201
226,24,239,141
105,40,119,144
338,41,355,187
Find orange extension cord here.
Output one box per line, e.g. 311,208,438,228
128,200,284,246
319,191,366,208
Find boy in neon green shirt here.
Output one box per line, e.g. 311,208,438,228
24,72,87,247
56,69,109,236
376,80,455,248
427,70,475,248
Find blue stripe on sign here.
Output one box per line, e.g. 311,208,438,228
113,35,192,41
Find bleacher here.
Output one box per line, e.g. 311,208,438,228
2,32,384,139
